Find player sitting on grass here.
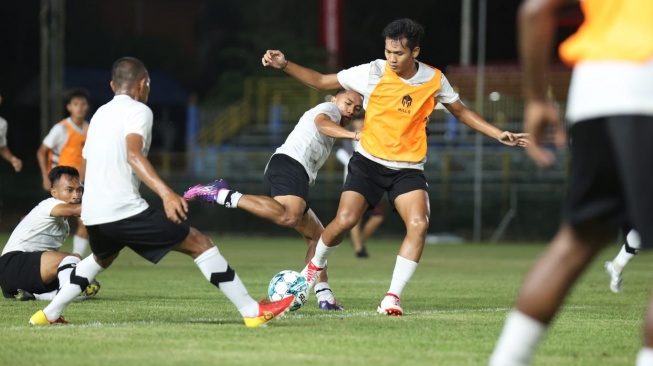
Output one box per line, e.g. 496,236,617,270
0,166,100,301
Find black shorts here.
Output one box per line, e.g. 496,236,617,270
565,115,653,248
87,207,190,263
0,251,57,298
263,154,310,202
344,152,428,209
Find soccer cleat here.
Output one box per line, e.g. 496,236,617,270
318,300,345,311
29,310,69,325
376,293,403,316
15,289,36,301
81,280,101,298
243,295,295,328
355,246,369,258
182,179,229,204
300,261,324,290
604,261,623,293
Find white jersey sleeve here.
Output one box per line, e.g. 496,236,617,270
337,62,373,95
42,123,68,150
436,74,460,104
0,117,7,148
123,106,153,144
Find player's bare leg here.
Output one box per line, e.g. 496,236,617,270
490,222,611,365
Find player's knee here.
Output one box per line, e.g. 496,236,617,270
406,216,429,234
277,213,302,228
334,212,359,231
186,228,214,253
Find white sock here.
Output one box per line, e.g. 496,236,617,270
312,238,339,268
72,235,89,256
194,247,258,317
34,290,58,301
637,347,653,366
216,190,242,208
613,245,635,273
489,310,547,366
43,255,104,321
57,255,81,288
387,256,418,298
314,282,335,303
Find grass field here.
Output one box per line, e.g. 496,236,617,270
0,234,651,365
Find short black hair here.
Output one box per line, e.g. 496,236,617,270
64,87,90,105
381,18,424,50
49,166,80,189
111,57,148,89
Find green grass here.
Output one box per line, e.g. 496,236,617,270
0,234,651,365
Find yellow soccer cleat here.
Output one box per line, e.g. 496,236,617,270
243,295,295,328
29,310,69,326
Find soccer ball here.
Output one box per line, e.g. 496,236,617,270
268,270,309,311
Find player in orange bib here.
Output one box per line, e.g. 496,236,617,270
491,0,653,364
37,88,90,256
262,18,528,316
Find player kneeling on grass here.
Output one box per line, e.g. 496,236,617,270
0,166,100,302
28,56,294,327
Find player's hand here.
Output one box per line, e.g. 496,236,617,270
10,156,22,172
161,192,188,224
523,100,566,168
497,132,529,147
261,50,287,69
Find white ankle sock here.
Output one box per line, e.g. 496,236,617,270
72,235,89,256
489,310,546,366
387,256,418,298
216,190,242,208
194,247,258,317
637,347,653,366
312,238,338,268
43,255,104,321
314,282,335,303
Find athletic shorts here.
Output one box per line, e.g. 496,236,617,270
0,251,57,298
344,152,428,209
87,207,190,263
564,115,653,248
264,154,310,203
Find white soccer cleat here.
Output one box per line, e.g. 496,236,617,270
377,293,403,316
604,261,623,293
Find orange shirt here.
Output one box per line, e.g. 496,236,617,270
560,0,653,65
48,119,87,171
361,62,442,162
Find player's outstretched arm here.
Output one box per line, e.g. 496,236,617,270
125,133,188,223
261,50,342,91
444,100,528,147
36,144,52,189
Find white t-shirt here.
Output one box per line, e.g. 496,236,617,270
2,198,70,255
337,60,460,170
271,102,343,186
566,58,653,123
0,117,8,148
81,95,152,225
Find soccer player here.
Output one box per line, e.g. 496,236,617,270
37,88,91,256
0,166,100,301
29,57,294,327
490,0,653,364
604,228,640,294
0,93,22,172
183,89,363,310
261,18,527,315
335,115,384,259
